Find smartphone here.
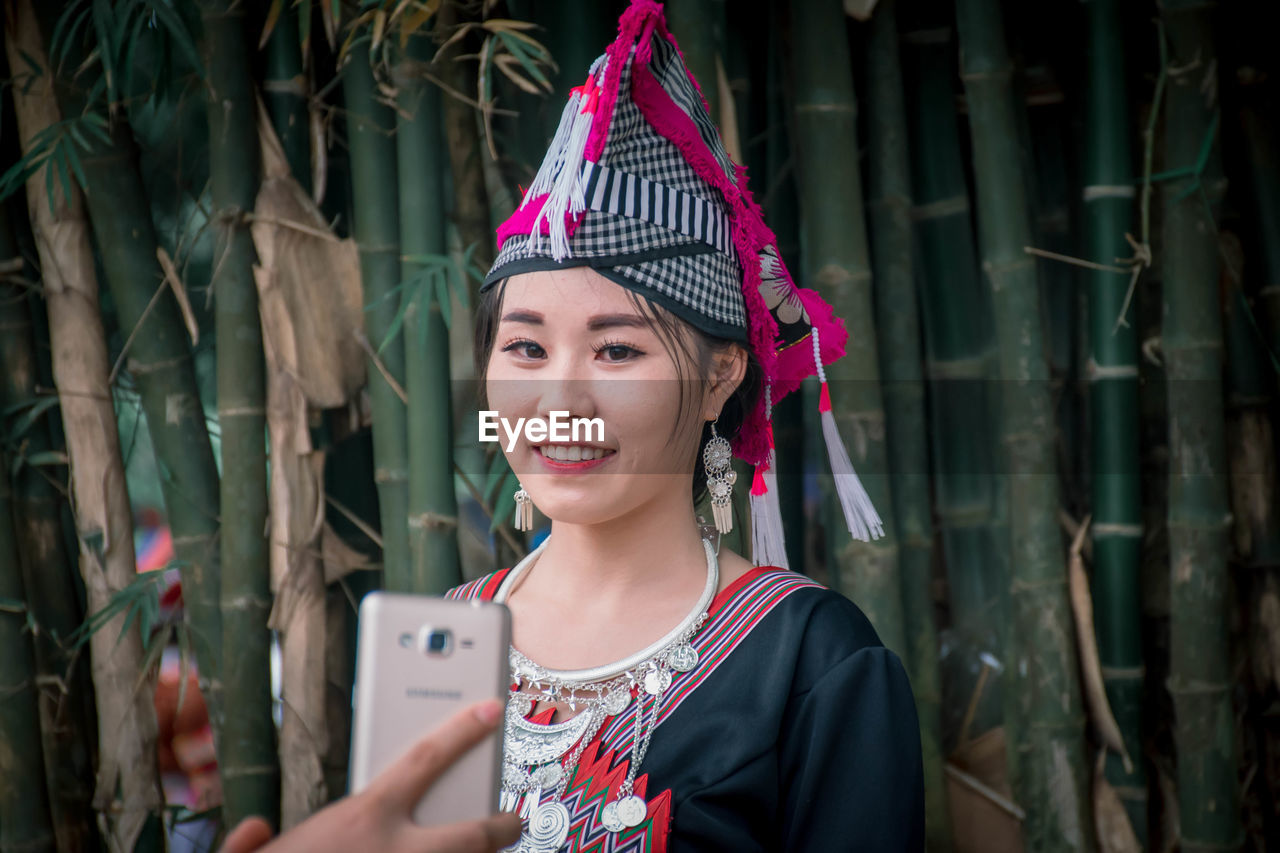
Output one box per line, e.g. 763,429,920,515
349,593,511,826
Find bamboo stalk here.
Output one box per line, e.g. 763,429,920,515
0,446,56,853
863,2,950,847
663,0,726,121
898,3,1006,744
788,0,904,656
343,39,412,590
42,69,226,752
197,0,280,831
396,35,462,594
1159,2,1242,849
264,2,312,192
436,1,494,281
0,190,98,852
1083,0,1148,838
4,3,165,848
955,0,1091,846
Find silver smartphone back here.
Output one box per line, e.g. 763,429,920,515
349,593,510,825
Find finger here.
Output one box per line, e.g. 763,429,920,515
367,698,504,812
219,817,274,853
409,813,524,853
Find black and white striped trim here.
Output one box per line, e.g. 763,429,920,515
582,161,734,258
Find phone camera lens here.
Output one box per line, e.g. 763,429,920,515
417,627,453,656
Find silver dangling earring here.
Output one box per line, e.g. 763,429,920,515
513,484,534,532
702,419,736,535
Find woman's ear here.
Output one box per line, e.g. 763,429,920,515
704,345,749,420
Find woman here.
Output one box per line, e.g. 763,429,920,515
449,2,924,849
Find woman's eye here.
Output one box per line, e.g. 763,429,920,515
502,340,546,360
596,343,641,362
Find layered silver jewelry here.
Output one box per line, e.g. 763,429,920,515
493,535,718,852
703,420,736,535
514,485,535,532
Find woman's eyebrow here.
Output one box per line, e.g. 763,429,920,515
500,310,543,325
586,313,648,331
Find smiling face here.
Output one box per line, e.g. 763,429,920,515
483,267,744,528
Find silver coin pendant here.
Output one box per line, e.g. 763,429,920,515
602,688,631,716
531,762,564,790
600,801,625,833
643,668,671,696
616,794,647,827
668,643,699,672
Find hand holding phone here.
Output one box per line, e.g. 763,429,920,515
221,699,521,853
349,594,512,827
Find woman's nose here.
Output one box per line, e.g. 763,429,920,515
535,375,596,423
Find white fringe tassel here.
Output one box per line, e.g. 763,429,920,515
819,401,884,542
811,328,883,542
749,451,789,569
527,59,604,260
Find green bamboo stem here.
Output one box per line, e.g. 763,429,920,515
343,39,412,590
7,4,166,846
264,2,312,192
663,0,725,121
1083,0,1147,836
762,8,805,573
42,93,225,748
1160,2,1242,849
0,447,56,853
863,3,950,847
898,7,1005,745
0,198,98,852
1240,102,1280,360
198,0,279,830
436,2,494,280
788,0,904,657
955,0,1091,846
396,35,462,594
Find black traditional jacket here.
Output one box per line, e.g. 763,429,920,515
450,566,925,852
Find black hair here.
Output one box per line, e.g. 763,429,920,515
474,276,763,503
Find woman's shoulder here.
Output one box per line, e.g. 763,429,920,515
444,569,512,601
716,567,887,693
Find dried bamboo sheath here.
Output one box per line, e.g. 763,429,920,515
5,3,165,848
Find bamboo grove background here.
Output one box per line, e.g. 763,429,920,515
0,0,1278,851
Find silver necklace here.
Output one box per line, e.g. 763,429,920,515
496,535,718,852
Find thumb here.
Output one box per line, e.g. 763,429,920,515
220,817,275,853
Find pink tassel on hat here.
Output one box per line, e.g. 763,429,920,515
749,385,790,568
813,329,884,542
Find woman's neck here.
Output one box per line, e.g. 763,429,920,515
523,488,708,612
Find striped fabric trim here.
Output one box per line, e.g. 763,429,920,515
582,160,734,257
596,569,822,754
446,568,823,756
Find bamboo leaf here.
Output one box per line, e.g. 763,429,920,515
435,274,452,329
489,476,517,532
494,55,545,96
140,0,205,76
90,0,116,101
479,18,539,33
22,451,71,468
495,31,552,90
259,0,288,49
64,143,89,194
400,0,441,49
6,396,61,441
50,2,91,71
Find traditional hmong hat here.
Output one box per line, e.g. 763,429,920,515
483,0,883,563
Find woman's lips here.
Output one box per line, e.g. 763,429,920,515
534,444,616,472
